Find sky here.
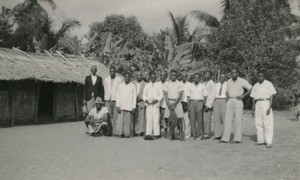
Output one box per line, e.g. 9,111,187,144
0,0,222,38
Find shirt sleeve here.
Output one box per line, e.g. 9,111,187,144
250,84,256,98
157,84,164,102
116,84,121,107
185,84,190,97
132,85,137,109
143,84,148,101
102,107,109,114
242,79,252,90
205,82,217,108
162,83,166,92
225,81,230,93
203,85,208,97
268,82,277,96
178,82,184,92
88,109,94,116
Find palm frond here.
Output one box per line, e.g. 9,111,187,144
221,0,231,14
40,0,57,9
56,18,81,39
168,11,180,45
191,10,220,28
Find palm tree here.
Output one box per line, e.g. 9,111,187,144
168,12,189,46
191,0,293,29
12,0,56,51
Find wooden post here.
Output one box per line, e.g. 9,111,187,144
75,84,79,120
10,82,15,126
34,82,41,123
53,84,57,122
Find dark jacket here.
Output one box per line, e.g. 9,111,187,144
83,75,104,101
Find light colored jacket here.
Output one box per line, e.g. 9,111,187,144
104,75,123,101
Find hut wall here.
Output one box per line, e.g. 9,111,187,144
0,81,11,126
14,81,36,125
76,85,84,119
54,83,76,121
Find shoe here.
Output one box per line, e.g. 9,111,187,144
266,144,272,148
255,142,266,146
230,141,241,144
218,140,229,143
214,137,222,140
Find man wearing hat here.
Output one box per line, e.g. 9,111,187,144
85,97,109,137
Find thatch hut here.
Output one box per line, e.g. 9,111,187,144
0,48,109,127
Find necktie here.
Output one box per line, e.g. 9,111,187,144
219,83,223,96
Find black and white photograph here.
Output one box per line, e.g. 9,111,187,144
0,0,300,179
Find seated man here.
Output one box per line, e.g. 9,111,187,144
85,97,109,137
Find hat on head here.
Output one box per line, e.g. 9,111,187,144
95,97,104,104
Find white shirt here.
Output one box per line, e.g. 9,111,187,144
116,82,136,111
215,82,227,98
250,80,276,99
91,75,97,85
163,80,184,100
188,82,207,100
204,79,216,108
157,81,167,107
104,76,123,101
226,77,252,98
181,81,191,102
143,82,164,107
88,107,109,120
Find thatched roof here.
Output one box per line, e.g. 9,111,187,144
0,48,109,83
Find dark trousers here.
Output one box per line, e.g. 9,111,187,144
190,100,203,138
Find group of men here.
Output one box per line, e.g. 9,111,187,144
83,65,277,149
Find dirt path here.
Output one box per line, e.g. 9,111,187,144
0,111,299,180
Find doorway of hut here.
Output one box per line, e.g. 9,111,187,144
38,82,54,123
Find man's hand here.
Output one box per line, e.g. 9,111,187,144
117,107,121,114
171,103,176,110
266,108,271,116
204,107,210,112
152,99,158,104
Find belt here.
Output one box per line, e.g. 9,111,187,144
216,98,226,100
105,100,116,102
190,99,203,101
255,98,270,101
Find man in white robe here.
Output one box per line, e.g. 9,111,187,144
143,71,164,138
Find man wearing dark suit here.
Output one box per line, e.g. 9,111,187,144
83,66,106,134
83,66,104,109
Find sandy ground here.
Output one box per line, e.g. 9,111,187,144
0,111,299,180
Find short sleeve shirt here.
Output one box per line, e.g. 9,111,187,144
250,80,276,99
226,77,252,97
88,107,109,120
163,80,184,100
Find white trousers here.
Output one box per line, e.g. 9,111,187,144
146,106,160,136
255,101,273,145
183,112,191,138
